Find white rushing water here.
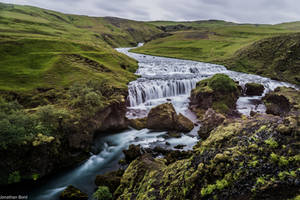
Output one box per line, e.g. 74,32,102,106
30,45,298,200
117,45,297,117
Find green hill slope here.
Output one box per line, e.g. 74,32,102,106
0,2,163,93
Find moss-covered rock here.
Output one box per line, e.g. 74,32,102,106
245,82,265,96
60,185,88,200
115,153,165,199
115,112,300,200
190,74,240,116
263,87,299,116
93,186,112,200
146,103,194,132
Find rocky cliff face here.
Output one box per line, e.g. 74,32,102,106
0,97,129,186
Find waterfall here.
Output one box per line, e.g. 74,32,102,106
116,47,298,116
128,78,199,107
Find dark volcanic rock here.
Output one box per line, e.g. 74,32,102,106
198,108,225,140
245,82,265,96
123,144,143,163
95,170,124,193
60,185,88,200
263,87,295,116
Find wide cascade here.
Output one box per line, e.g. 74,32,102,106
117,46,297,116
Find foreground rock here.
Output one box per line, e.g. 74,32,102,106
244,82,265,96
146,103,194,132
60,185,88,200
114,112,300,200
198,108,225,139
263,87,299,116
190,74,240,118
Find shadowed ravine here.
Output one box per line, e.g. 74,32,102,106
29,45,298,200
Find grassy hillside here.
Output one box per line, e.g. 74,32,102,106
133,21,300,85
223,33,300,84
0,2,164,93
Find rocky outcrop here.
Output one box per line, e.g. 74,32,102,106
262,87,299,116
146,103,194,132
198,108,225,140
60,185,88,200
122,144,143,164
114,112,300,200
244,82,265,96
190,74,240,117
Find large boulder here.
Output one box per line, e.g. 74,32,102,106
262,87,299,116
60,185,88,200
146,103,177,130
146,103,194,132
245,82,265,96
176,113,195,132
198,108,225,140
190,74,240,116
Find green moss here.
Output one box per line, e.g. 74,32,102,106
264,138,279,148
32,133,55,146
32,173,39,181
201,184,216,197
270,152,279,162
207,74,237,93
279,156,289,166
257,125,267,133
212,102,230,113
249,160,259,167
216,179,229,190
93,186,112,200
8,171,21,184
256,177,266,185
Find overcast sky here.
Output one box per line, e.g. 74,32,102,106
1,0,300,24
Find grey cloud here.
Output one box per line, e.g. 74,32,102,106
1,0,300,24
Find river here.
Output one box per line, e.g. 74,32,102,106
29,45,297,200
